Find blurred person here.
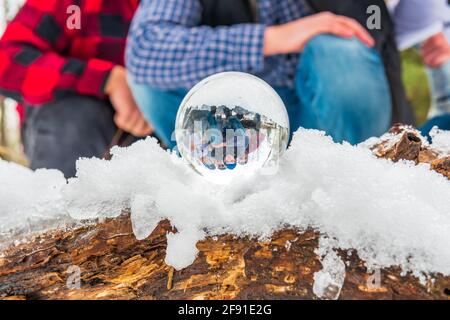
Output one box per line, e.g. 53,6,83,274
306,0,415,127
420,30,450,136
126,0,396,148
0,0,152,177
389,0,450,134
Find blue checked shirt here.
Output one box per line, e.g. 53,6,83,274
126,0,311,90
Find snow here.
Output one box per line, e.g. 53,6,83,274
313,238,346,300
63,140,193,220
165,229,203,271
1,128,450,299
130,195,162,241
0,160,67,238
430,126,450,155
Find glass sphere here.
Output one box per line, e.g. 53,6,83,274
175,72,290,184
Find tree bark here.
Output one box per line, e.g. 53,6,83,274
0,126,449,300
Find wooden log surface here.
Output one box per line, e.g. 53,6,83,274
0,126,449,300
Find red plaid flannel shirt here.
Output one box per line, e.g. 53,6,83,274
0,0,139,119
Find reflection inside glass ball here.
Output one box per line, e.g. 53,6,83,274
175,72,289,184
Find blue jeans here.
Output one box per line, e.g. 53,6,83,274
22,95,140,178
420,113,450,142
420,60,450,138
427,60,450,118
130,35,392,148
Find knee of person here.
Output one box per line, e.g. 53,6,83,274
299,35,385,92
27,95,115,141
298,35,390,112
23,95,116,178
301,35,383,82
59,96,114,131
304,34,374,60
129,79,167,112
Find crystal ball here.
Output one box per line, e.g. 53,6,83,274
175,72,290,184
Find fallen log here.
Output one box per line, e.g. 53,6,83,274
0,125,449,300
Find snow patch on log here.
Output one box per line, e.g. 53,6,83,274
313,238,346,300
1,128,450,283
0,161,68,238
166,228,203,271
430,127,450,156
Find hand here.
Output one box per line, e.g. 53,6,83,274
104,66,153,137
263,12,375,56
421,32,450,68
